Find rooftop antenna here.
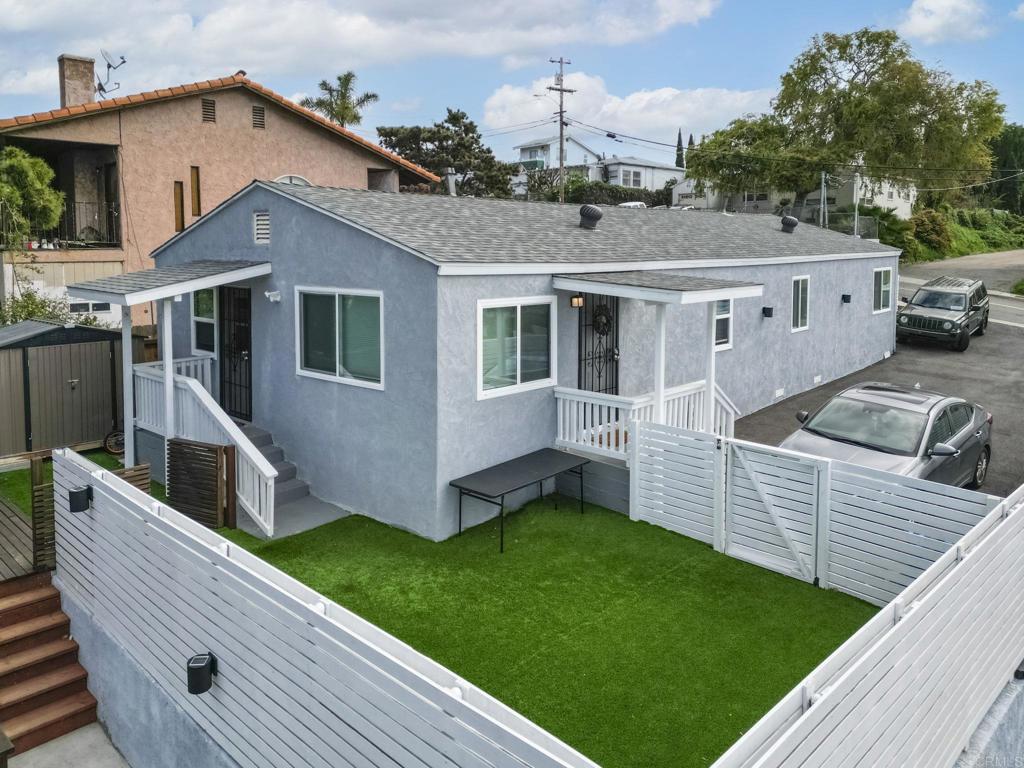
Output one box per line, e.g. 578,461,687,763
96,49,126,97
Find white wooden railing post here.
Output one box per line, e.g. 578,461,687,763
653,304,667,424
704,302,716,434
121,305,135,467
712,436,727,552
629,420,641,520
814,461,832,588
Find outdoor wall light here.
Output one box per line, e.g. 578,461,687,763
841,294,852,304
264,290,282,303
187,653,218,695
69,485,93,514
570,294,585,309
761,306,774,318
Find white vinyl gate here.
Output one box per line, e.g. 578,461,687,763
629,421,999,606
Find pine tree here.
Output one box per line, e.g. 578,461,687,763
675,129,685,169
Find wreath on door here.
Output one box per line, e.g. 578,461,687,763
592,304,614,336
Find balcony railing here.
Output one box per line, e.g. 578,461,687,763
2,201,121,250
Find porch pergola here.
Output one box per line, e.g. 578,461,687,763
68,260,272,465
552,271,763,431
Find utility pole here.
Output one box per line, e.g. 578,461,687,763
819,171,827,228
547,57,575,204
853,169,861,238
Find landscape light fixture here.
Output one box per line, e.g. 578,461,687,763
69,485,93,514
187,653,218,695
570,295,585,309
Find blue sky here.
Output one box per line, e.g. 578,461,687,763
1,0,1022,164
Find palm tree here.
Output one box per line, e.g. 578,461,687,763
300,72,379,127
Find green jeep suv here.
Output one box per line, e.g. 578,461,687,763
896,276,990,351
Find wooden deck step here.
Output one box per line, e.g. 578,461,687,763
0,638,78,688
0,665,88,721
0,586,60,628
0,573,50,599
0,612,69,656
1,690,97,754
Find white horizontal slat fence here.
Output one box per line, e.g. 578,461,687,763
712,484,1024,768
53,450,599,768
628,422,1000,605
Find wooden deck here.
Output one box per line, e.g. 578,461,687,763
0,497,32,581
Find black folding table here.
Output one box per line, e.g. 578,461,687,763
450,448,590,552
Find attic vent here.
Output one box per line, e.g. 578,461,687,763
253,212,271,244
201,98,216,123
579,204,603,230
781,215,799,233
252,105,266,129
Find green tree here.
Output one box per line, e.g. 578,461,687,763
378,109,512,197
675,129,685,168
687,28,1005,203
990,124,1024,214
300,71,378,127
0,146,64,246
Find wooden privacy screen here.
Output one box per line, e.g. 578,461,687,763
166,438,236,529
31,460,151,571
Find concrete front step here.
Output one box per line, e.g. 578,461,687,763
272,461,297,484
275,477,310,506
240,425,273,448
258,444,284,464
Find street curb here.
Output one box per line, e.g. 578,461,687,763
899,275,1024,302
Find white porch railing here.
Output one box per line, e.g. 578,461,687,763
136,355,214,393
554,381,739,460
134,364,277,536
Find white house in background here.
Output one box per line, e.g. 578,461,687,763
588,156,685,193
512,133,601,170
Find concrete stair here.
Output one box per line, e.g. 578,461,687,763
0,573,97,756
239,425,310,506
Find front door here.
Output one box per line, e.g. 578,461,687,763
218,286,252,421
578,293,619,394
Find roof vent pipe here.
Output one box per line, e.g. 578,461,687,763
781,215,799,233
445,168,457,197
579,204,603,230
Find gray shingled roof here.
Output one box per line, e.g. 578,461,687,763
558,271,759,293
69,260,268,297
265,182,898,265
0,319,63,347
0,319,123,349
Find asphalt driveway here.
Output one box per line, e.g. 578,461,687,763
735,321,1024,498
900,249,1024,294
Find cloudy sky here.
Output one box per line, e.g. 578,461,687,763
1,0,1022,164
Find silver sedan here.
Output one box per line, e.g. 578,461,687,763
779,382,992,489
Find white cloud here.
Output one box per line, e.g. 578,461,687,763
897,0,991,44
0,0,720,102
1013,3,1024,19
484,72,773,149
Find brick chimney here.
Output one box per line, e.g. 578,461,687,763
57,54,95,108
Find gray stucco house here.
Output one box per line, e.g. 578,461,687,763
69,181,900,540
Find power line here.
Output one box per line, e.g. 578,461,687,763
481,117,558,136
915,169,1024,192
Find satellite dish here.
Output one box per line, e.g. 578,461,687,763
95,49,126,96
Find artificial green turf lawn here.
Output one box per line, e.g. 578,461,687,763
0,450,167,517
221,498,877,768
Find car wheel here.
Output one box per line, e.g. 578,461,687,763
967,447,990,489
954,330,971,351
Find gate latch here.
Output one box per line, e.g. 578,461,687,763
67,378,79,389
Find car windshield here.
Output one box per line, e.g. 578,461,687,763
911,289,966,311
803,397,928,456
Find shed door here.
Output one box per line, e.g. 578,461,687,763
28,342,114,450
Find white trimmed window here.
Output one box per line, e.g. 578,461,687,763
714,299,732,351
477,296,556,399
296,287,383,389
873,268,893,313
191,289,217,355
791,276,810,332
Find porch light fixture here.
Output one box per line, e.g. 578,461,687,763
570,294,585,309
841,294,852,304
69,485,93,514
187,652,218,695
761,306,774,318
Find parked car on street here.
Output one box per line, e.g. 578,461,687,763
780,382,992,489
896,276,989,351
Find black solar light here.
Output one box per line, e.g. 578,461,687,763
762,306,774,318
841,294,852,304
69,485,92,514
187,653,218,695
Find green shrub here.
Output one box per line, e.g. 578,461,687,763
910,209,953,252
1013,279,1024,296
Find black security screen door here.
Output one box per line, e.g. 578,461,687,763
578,293,619,394
219,286,252,421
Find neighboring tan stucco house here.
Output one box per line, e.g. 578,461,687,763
0,55,436,326
69,181,900,541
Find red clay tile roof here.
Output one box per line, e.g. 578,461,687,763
0,72,439,183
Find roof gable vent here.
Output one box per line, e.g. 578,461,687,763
781,215,798,233
579,204,603,230
252,104,266,129
201,98,216,123
253,212,270,244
